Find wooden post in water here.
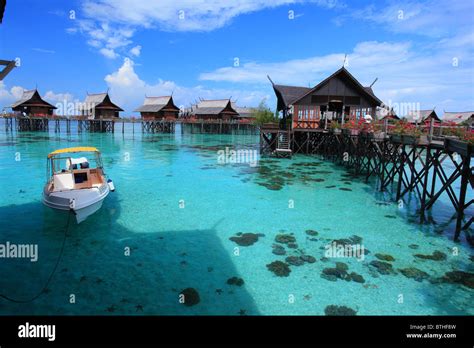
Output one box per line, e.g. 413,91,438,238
122,120,124,134
429,118,434,141
455,153,471,240
420,144,432,223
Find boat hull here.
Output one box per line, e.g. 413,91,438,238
43,183,110,223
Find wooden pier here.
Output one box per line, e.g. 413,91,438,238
261,127,474,244
1,116,258,135
179,119,257,135
141,120,175,133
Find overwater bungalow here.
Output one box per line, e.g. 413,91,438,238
270,67,383,130
376,107,399,121
80,92,123,119
442,111,474,127
11,89,56,117
191,99,239,120
405,109,440,124
232,104,255,122
134,96,180,120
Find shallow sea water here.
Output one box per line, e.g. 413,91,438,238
0,122,472,315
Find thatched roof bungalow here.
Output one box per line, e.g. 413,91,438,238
192,99,238,120
134,96,179,120
442,111,474,127
80,92,123,119
405,109,439,124
11,89,56,116
271,67,383,129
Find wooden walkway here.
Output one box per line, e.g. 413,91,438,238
1,116,258,134
260,127,473,244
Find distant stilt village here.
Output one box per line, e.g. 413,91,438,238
1,64,473,243
2,66,473,133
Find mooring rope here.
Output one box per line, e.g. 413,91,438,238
0,209,72,303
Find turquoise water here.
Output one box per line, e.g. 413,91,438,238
0,122,472,315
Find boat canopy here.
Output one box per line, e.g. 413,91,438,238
48,147,99,158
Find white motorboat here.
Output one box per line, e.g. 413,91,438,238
43,147,115,223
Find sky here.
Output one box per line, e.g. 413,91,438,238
0,0,473,117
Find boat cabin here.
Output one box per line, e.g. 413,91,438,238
46,147,106,192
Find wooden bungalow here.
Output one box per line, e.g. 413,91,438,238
80,92,123,119
235,107,255,122
134,96,179,120
376,106,399,121
405,109,439,124
270,67,383,130
231,103,255,122
11,89,56,116
442,111,474,127
192,99,239,120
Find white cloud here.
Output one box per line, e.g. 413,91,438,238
43,91,76,104
129,45,142,57
104,58,270,114
81,0,343,31
0,84,81,115
99,47,119,59
199,40,474,114
70,19,134,59
339,0,473,38
200,41,412,85
0,82,24,109
32,48,56,54
72,0,344,57
43,91,82,115
87,40,102,48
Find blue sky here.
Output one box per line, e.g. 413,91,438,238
0,0,473,116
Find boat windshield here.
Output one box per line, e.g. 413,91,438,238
48,152,103,176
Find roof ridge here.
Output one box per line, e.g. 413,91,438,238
274,84,311,88
200,98,230,101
